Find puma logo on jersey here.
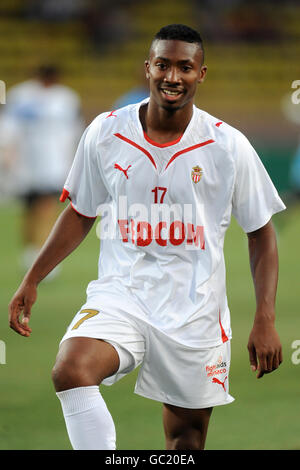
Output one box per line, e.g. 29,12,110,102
114,163,132,179
212,376,227,391
106,110,117,118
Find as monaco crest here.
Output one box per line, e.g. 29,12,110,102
191,166,203,184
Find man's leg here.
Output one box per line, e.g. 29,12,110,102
30,195,59,248
52,337,120,450
21,195,59,272
162,404,213,450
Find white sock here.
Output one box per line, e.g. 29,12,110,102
56,385,116,450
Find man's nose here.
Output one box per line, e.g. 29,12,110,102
164,66,180,83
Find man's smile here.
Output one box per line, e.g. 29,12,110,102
160,87,184,101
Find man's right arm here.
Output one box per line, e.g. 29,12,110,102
8,204,96,337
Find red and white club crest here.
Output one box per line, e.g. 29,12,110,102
191,165,203,184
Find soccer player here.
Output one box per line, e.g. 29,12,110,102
9,24,285,450
0,65,83,274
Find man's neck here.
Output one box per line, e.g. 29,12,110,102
140,100,194,144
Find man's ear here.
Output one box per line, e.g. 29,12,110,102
144,60,150,80
198,65,207,84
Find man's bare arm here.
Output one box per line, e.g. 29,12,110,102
8,204,96,337
247,220,283,378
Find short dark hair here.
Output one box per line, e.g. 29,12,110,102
150,24,204,62
36,64,60,81
154,24,203,45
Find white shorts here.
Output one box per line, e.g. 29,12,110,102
60,305,235,409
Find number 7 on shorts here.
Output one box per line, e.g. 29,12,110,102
71,309,99,330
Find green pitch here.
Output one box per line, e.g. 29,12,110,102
0,201,299,449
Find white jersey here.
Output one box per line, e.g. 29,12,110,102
60,99,286,348
0,79,83,195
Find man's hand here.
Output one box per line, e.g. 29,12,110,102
247,319,283,378
8,282,37,337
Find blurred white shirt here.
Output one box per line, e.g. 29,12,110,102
0,79,83,197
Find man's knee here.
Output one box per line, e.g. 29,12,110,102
165,429,204,450
51,338,120,392
52,355,96,392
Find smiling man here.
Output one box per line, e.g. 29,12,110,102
9,24,285,450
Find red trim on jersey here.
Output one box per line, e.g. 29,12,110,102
219,310,229,343
114,133,157,169
70,202,97,219
143,131,183,148
165,139,215,170
215,121,223,127
60,188,96,218
59,188,70,202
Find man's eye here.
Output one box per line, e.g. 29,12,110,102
182,66,192,72
156,63,166,69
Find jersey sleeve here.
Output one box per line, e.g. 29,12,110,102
60,116,111,218
231,131,286,233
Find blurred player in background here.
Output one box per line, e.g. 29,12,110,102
112,67,149,109
0,65,83,275
9,25,285,450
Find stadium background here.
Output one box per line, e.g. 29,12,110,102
0,0,299,449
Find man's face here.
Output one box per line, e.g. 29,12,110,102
145,39,207,112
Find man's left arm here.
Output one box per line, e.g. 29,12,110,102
247,220,283,378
